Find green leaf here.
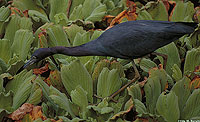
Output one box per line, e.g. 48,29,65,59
139,58,157,72
0,109,11,122
144,68,167,114
73,32,90,46
35,76,59,111
109,61,125,78
156,91,180,122
28,10,49,23
104,0,124,16
4,15,33,44
0,91,13,111
12,0,46,14
0,91,13,122
35,76,50,98
172,64,183,82
11,29,34,61
54,13,68,26
47,70,65,92
85,4,106,22
0,6,10,21
69,5,83,21
12,76,33,110
49,86,75,118
49,0,68,22
0,77,3,92
128,84,142,101
84,57,98,75
97,68,122,98
0,58,8,74
71,85,88,110
145,1,168,21
27,87,42,105
5,70,32,93
0,39,11,63
184,48,200,74
172,77,191,115
33,23,53,47
170,1,195,22
181,89,200,119
87,99,113,114
136,10,153,20
0,6,11,35
90,30,104,41
133,99,147,116
47,24,70,47
64,24,86,44
69,0,106,22
92,60,110,81
189,29,200,48
6,58,24,75
156,42,181,76
61,59,93,103
82,0,101,19
144,77,161,114
69,0,85,15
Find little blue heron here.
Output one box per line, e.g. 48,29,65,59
24,20,197,99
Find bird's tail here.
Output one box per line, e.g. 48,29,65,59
177,22,198,28
175,22,198,34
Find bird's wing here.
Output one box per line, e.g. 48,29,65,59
95,20,195,59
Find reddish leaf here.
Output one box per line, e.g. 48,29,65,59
190,77,200,89
103,15,115,25
108,0,137,29
33,63,49,75
161,0,170,12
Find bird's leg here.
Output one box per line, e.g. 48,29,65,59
151,52,168,70
109,60,140,101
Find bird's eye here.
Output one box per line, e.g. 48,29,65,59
32,56,37,59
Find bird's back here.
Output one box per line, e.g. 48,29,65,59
88,20,197,59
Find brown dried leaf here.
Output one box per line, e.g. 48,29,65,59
8,103,34,121
168,1,177,21
108,0,137,29
194,65,200,72
103,15,115,25
8,7,23,16
30,106,46,120
109,10,127,28
9,103,47,121
161,0,170,12
190,77,200,89
33,63,49,75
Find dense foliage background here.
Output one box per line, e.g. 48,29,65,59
0,0,200,122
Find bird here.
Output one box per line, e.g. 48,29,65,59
23,20,198,100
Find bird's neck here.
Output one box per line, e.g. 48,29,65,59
49,45,98,57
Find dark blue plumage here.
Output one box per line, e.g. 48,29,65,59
24,20,197,67
22,20,198,100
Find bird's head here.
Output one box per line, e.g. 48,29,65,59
23,48,54,68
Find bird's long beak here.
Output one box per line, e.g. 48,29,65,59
23,57,37,69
